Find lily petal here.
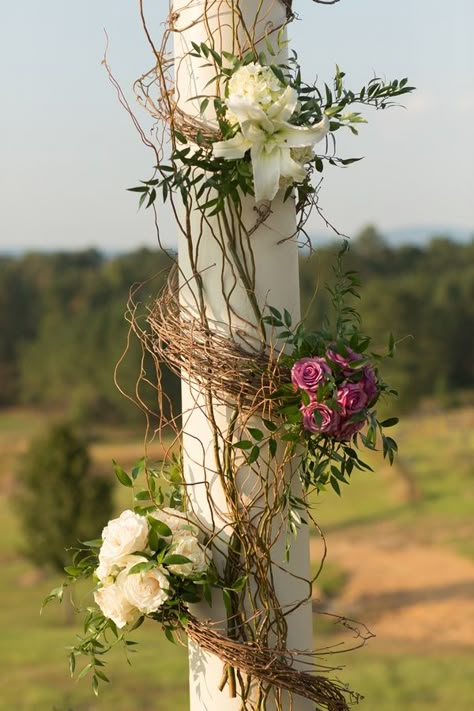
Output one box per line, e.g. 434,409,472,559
267,85,298,123
277,115,329,148
279,149,307,183
227,96,273,132
239,121,267,145
212,133,252,160
251,143,281,203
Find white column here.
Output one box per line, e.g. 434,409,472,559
173,2,313,709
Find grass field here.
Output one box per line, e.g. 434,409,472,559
313,407,474,555
1,407,473,710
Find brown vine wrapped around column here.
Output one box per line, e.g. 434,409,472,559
181,613,357,711
148,273,290,412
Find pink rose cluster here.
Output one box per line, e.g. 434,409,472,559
291,347,378,441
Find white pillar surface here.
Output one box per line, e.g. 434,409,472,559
173,2,313,709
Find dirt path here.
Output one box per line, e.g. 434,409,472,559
311,533,474,646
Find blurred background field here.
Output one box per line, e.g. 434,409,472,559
1,229,473,710
1,406,473,710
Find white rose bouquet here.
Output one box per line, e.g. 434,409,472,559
93,507,211,629
43,459,217,696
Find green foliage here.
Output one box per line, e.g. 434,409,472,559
128,47,413,218
15,422,113,573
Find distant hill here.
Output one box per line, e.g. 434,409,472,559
1,225,472,256
310,225,473,247
385,226,473,246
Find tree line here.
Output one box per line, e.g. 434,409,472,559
1,226,473,422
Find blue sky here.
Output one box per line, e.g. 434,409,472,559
0,0,473,251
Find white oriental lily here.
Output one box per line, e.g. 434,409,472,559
213,84,329,203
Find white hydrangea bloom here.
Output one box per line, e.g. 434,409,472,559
167,535,210,578
280,146,316,188
290,146,316,165
225,63,288,126
117,556,171,615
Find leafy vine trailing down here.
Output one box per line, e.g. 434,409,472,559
46,2,414,709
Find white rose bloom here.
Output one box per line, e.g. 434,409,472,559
95,559,115,584
98,510,149,579
167,535,210,578
150,507,198,539
118,556,171,615
94,583,138,629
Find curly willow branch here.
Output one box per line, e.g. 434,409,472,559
183,614,358,711
148,270,289,412
108,2,368,708
134,0,293,146
283,0,341,16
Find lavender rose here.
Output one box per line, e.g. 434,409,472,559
291,357,331,393
334,417,365,442
361,366,378,403
337,382,368,415
326,346,362,374
301,401,340,434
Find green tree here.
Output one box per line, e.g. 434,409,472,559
16,423,113,573
3,236,473,420
16,248,179,424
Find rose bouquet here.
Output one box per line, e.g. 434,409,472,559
244,244,400,500
93,508,210,629
261,337,398,503
232,320,398,501
292,347,378,442
44,489,215,693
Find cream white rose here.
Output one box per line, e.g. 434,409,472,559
118,556,171,614
150,507,198,539
97,510,149,579
94,583,138,629
167,535,210,578
95,559,115,584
